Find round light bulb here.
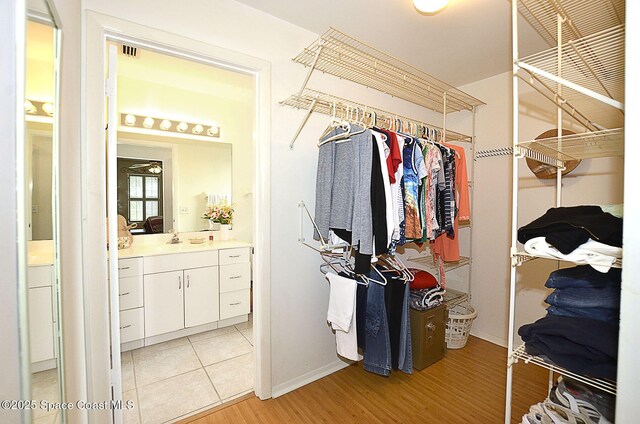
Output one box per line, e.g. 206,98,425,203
207,125,220,137
192,124,204,134
143,117,155,129
124,114,137,126
160,119,172,130
42,102,54,116
24,100,37,114
177,122,188,132
413,0,449,14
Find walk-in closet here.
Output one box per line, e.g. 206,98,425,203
2,0,637,423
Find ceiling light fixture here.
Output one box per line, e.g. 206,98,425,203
192,124,204,135
124,114,137,126
160,119,171,130
143,117,155,129
413,0,449,14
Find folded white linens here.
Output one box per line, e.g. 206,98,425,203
524,237,622,273
326,272,359,361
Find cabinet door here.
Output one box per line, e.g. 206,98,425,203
184,266,219,328
28,287,54,363
144,270,184,337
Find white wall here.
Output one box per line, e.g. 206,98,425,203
448,71,624,347
83,0,447,396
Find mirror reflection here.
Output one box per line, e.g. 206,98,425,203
25,2,63,423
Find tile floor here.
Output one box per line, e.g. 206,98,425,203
31,368,61,424
123,317,254,424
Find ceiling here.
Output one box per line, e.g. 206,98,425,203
235,0,549,87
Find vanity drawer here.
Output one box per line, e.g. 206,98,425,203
219,263,251,293
118,258,143,278
219,248,250,265
220,289,250,320
120,307,144,344
144,251,218,274
27,265,52,288
119,276,143,311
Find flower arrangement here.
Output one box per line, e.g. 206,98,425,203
203,199,234,225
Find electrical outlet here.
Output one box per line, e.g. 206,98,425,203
32,205,39,213
180,206,189,214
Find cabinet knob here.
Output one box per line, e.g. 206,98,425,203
426,323,436,332
118,266,130,271
187,275,190,288
120,324,131,330
229,254,241,258
230,302,242,306
230,275,242,280
119,292,130,296
178,275,182,289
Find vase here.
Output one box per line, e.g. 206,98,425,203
209,221,221,231
220,224,232,241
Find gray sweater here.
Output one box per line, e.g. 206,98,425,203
314,124,373,255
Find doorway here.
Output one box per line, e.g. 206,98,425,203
107,43,257,423
82,13,271,424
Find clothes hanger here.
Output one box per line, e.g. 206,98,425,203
318,105,353,146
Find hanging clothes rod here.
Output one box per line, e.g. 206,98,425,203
282,89,473,149
474,147,514,160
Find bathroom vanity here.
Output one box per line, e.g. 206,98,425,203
117,240,252,351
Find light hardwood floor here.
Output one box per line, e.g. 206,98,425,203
181,337,548,424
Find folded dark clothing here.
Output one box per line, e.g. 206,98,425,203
547,305,620,325
545,265,621,289
517,206,623,254
545,286,620,310
518,315,618,380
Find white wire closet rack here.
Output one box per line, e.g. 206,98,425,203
505,0,624,422
280,89,473,143
293,28,485,115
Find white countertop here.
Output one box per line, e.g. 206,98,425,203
116,239,252,259
27,239,252,266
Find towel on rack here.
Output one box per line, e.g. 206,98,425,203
326,272,359,361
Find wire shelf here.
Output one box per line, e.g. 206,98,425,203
280,89,473,143
293,28,485,114
519,25,625,129
406,254,470,273
518,0,625,46
517,128,624,163
444,288,470,309
510,343,617,395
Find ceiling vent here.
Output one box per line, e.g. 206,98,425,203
120,44,138,58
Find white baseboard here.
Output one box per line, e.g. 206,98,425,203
272,359,349,398
471,329,507,348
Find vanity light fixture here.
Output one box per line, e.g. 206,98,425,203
119,113,221,140
42,102,54,116
124,114,137,126
177,122,188,132
413,0,449,14
143,117,155,129
24,100,37,114
160,119,172,130
207,125,220,137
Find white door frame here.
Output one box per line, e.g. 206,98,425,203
82,11,272,421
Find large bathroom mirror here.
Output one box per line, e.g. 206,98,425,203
113,44,251,235
24,0,64,422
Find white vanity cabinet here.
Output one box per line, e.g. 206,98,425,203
219,248,251,320
118,257,144,344
143,251,220,338
27,265,55,365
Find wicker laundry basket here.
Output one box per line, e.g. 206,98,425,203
445,302,477,349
